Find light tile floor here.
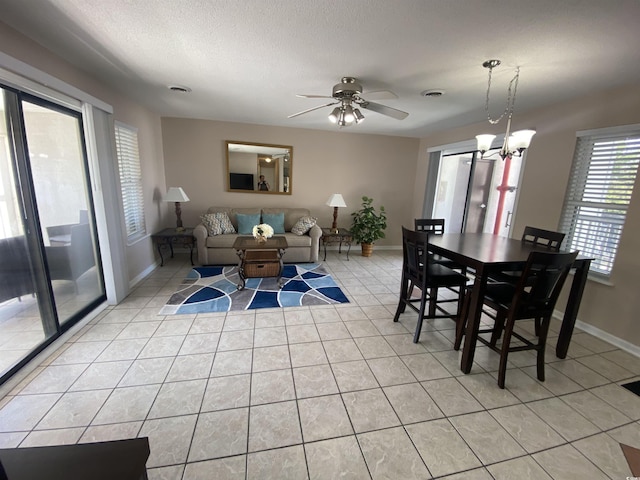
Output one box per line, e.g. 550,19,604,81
1,251,639,479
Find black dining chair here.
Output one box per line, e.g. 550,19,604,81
489,226,567,334
454,250,578,388
414,218,468,317
521,226,565,251
394,227,468,343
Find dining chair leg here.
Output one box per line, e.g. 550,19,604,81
393,274,409,322
536,315,552,381
497,314,516,389
454,289,471,350
413,289,429,343
428,287,438,317
489,311,506,347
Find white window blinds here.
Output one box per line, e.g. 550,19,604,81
559,126,640,277
114,122,146,240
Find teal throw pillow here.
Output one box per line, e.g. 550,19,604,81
262,212,285,234
236,213,261,234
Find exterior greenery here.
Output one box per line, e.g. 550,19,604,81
350,196,387,244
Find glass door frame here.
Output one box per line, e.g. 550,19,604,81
423,141,526,236
0,83,106,385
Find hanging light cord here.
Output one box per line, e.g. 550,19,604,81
485,66,520,125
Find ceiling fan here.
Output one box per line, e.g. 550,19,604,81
288,77,409,126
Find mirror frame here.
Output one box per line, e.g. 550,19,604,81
226,141,293,195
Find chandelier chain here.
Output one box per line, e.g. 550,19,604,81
485,66,520,125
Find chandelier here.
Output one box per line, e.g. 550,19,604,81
476,59,535,160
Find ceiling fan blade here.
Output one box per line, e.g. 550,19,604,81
360,101,409,120
363,90,398,100
296,94,334,99
287,101,338,118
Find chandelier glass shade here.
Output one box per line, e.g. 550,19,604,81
476,60,535,160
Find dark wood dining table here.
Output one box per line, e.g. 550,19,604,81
427,233,592,374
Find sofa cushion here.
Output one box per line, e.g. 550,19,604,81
282,232,312,247
200,213,222,236
236,213,261,234
206,207,260,231
263,207,311,231
206,234,241,248
261,212,285,234
291,216,317,235
200,212,235,236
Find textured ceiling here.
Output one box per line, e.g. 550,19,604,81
2,0,640,138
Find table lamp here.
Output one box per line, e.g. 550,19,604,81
326,193,346,234
164,187,190,231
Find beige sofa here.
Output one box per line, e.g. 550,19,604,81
194,207,322,265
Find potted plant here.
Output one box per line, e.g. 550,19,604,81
350,195,387,257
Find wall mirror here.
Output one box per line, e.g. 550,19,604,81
226,141,293,194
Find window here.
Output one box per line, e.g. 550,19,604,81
559,125,640,277
114,122,146,240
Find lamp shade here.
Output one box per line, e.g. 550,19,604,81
326,193,347,208
164,187,190,202
510,129,536,150
475,134,496,153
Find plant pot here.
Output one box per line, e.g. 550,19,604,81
361,243,374,257
255,235,268,245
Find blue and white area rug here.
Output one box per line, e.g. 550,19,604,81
160,263,349,314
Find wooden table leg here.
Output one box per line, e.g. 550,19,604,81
460,271,488,374
235,249,246,290
156,242,165,267
556,258,591,358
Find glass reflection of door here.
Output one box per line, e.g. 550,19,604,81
0,87,105,381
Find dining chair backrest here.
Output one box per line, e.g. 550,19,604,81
401,226,429,286
510,250,578,320
521,226,565,251
414,218,445,235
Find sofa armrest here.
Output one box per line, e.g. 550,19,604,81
308,224,322,240
308,224,322,262
193,224,209,265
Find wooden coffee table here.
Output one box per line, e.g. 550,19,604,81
232,236,288,290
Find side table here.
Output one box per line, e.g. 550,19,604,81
321,228,353,261
151,227,195,266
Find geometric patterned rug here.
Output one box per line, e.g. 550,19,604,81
159,263,349,314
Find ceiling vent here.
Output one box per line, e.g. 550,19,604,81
421,89,445,97
168,85,192,93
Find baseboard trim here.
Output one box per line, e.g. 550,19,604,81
552,309,640,358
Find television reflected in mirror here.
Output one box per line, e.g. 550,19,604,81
226,141,293,194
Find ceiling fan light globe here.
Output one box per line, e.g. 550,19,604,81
353,108,364,123
328,107,340,123
343,105,355,123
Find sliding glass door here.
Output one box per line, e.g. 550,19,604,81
0,86,105,383
429,149,523,236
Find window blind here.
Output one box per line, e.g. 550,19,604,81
114,123,146,240
559,128,640,277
